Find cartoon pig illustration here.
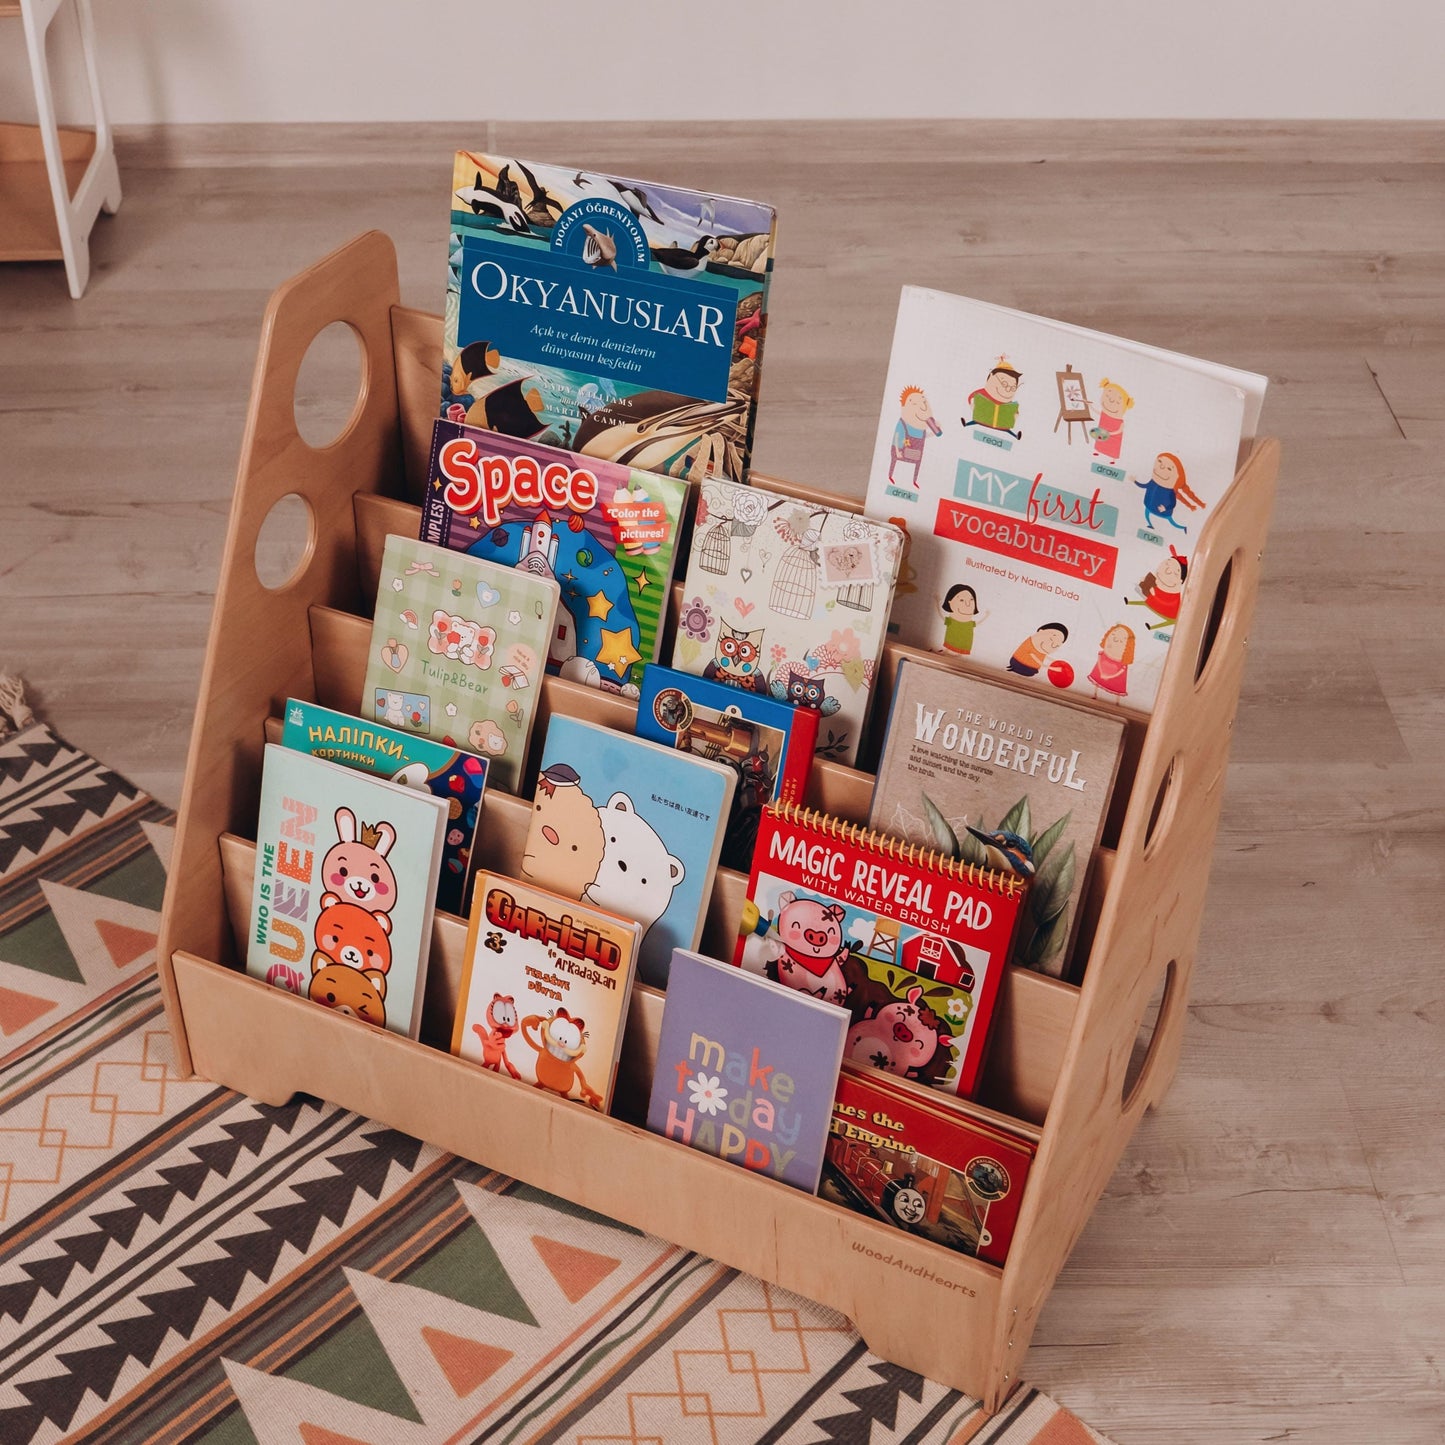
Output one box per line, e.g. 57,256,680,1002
770,891,852,1008
845,985,954,1083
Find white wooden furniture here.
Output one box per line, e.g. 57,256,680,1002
0,0,120,297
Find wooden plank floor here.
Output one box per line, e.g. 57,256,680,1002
1,120,1441,1442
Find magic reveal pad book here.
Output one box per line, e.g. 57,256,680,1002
522,715,736,989
443,151,776,482
647,947,847,1193
281,698,489,918
451,871,640,1113
865,286,1264,714
735,803,1024,1100
670,480,903,767
246,745,448,1039
634,663,817,873
362,534,559,795
421,418,689,693
824,1064,1038,1266
869,658,1125,979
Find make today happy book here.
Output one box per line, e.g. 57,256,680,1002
420,418,689,694
246,745,448,1040
647,947,848,1193
869,659,1125,979
865,287,1266,714
442,151,776,483
361,534,559,796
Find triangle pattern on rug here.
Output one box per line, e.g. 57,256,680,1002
223,1360,433,1445
94,918,157,968
297,1427,378,1445
139,820,175,873
0,982,57,1036
530,1234,621,1304
421,1328,513,1398
39,879,161,980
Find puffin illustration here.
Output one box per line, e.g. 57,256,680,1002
652,236,718,271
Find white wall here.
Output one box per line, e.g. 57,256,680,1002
15,0,1445,125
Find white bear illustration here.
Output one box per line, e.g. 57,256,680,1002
585,792,684,944
382,691,406,728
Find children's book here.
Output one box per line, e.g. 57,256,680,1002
361,534,559,795
647,947,848,1193
634,663,817,874
734,802,1025,1100
443,151,776,483
451,870,640,1113
824,1063,1038,1266
420,418,689,694
864,286,1266,714
522,715,736,989
281,697,488,918
246,744,448,1039
670,480,903,767
869,659,1125,979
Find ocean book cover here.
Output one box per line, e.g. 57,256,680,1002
634,663,816,872
443,151,776,482
864,286,1264,714
670,479,902,767
281,697,489,917
361,534,558,795
452,871,640,1114
246,744,448,1039
421,418,689,694
646,947,848,1193
869,658,1124,978
521,715,735,988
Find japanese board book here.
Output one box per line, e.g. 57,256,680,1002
869,658,1125,979
521,715,736,989
647,947,848,1193
865,286,1265,713
361,534,559,795
825,1064,1038,1267
735,803,1024,1100
451,870,640,1114
443,151,776,482
245,744,448,1039
634,662,817,873
421,418,690,694
281,698,489,917
671,479,903,767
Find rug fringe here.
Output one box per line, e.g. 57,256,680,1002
0,673,35,737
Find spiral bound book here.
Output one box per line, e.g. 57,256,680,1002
734,802,1025,1100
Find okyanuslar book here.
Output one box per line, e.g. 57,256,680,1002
522,715,736,989
647,947,848,1193
869,658,1125,979
735,803,1024,1100
451,870,640,1114
824,1063,1038,1266
281,698,489,918
864,286,1266,713
634,663,817,873
246,745,448,1039
443,151,776,482
670,480,903,767
361,534,559,796
420,418,689,694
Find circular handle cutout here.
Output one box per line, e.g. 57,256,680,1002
254,492,316,591
293,320,367,449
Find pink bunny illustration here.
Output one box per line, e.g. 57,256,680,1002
320,807,399,915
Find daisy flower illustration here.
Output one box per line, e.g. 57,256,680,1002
687,1073,728,1116
947,997,967,1021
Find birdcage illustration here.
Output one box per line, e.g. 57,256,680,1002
770,545,818,619
698,519,733,575
834,580,874,612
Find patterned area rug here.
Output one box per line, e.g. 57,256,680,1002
0,721,1112,1445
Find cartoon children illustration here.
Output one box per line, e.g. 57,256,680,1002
889,386,943,487
1124,547,1187,632
1006,622,1068,679
1089,378,1134,464
1133,452,1206,532
1087,623,1136,700
938,583,990,657
963,357,1023,439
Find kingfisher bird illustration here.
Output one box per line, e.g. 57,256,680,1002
964,826,1037,877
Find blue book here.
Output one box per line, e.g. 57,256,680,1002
521,716,735,988
646,948,848,1192
634,664,816,873
280,698,489,917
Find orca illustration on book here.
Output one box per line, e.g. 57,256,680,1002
454,171,530,232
